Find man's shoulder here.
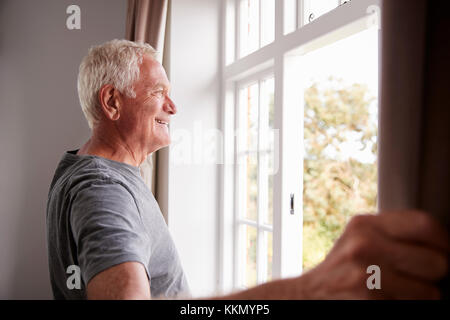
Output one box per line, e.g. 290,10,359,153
49,155,135,203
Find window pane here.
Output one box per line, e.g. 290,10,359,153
296,28,379,271
265,231,273,282
268,170,274,225
245,153,258,221
260,77,274,151
260,0,275,47
260,77,274,225
304,0,339,25
239,224,258,288
240,0,259,57
257,230,272,284
239,83,259,152
284,0,297,34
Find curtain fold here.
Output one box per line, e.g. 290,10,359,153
126,0,170,223
378,0,427,213
126,0,168,51
379,0,450,296
379,0,450,228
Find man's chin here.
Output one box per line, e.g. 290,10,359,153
148,140,170,154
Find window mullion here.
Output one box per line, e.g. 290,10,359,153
235,0,240,60
271,53,283,280
258,0,262,49
259,78,272,284
297,0,305,29
220,80,236,293
274,0,283,41
233,82,241,288
256,79,264,284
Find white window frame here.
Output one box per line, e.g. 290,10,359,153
234,69,275,289
219,0,381,293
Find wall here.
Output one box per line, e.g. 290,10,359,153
0,0,222,299
168,0,221,297
0,0,126,299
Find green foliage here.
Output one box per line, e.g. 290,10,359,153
303,78,378,271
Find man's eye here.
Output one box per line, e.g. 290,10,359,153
153,90,165,98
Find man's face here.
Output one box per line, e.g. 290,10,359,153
119,55,176,155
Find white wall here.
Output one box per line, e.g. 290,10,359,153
168,0,222,297
0,0,126,299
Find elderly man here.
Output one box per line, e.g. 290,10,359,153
46,39,448,300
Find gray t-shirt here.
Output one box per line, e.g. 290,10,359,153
46,150,189,299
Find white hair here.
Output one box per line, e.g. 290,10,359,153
77,39,158,129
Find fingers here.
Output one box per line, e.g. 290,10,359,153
341,212,449,277
377,210,449,252
379,267,441,299
348,214,448,281
336,213,448,299
310,211,448,299
363,226,449,282
383,240,448,281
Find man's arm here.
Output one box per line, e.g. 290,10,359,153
70,183,152,300
87,210,448,300
87,262,150,300
213,210,448,300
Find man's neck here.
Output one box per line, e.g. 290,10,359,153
77,126,146,167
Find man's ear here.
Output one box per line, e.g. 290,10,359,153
98,84,122,121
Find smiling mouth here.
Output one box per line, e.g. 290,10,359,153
155,119,169,126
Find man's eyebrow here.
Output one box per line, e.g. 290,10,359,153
152,82,171,90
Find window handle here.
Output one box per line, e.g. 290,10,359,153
290,194,295,215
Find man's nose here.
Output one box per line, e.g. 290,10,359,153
164,96,177,115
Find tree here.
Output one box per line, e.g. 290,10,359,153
303,78,378,270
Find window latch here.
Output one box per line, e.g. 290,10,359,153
290,194,295,215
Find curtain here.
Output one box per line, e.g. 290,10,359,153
379,0,450,296
126,0,170,223
126,0,168,52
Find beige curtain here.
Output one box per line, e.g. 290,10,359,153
126,0,170,222
126,0,168,53
379,0,450,296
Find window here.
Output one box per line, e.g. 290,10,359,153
296,28,379,271
220,0,381,292
285,0,348,34
238,0,275,57
236,76,275,287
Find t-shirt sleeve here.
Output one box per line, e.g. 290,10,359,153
70,181,151,286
